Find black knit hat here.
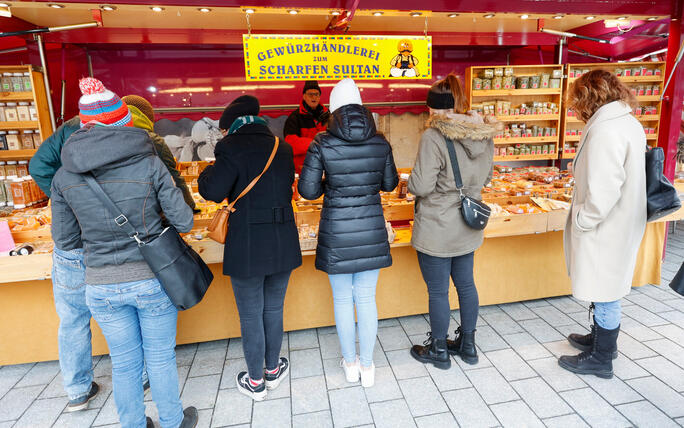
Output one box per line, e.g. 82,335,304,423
302,80,321,94
426,89,455,110
219,95,260,130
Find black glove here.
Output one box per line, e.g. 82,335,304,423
318,111,331,124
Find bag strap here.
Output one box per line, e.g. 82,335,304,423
82,173,145,245
444,138,465,193
226,137,279,212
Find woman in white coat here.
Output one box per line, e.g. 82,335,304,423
559,70,647,379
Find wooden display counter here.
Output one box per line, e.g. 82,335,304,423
0,207,673,365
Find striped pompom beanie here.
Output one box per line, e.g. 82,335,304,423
78,77,133,127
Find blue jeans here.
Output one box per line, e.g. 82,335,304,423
328,269,380,367
52,248,93,401
231,271,291,381
594,300,621,330
86,278,183,428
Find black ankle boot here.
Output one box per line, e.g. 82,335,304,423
447,327,478,365
410,332,451,370
558,323,620,379
567,317,618,359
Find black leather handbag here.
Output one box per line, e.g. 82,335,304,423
670,262,684,296
646,146,681,222
444,138,491,230
83,173,213,310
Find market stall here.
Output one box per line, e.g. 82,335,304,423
1,1,683,366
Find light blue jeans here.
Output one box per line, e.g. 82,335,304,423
52,248,93,400
594,300,621,330
328,269,380,367
86,278,183,428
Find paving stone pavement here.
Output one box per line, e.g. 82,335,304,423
3,224,684,427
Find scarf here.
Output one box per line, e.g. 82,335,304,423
228,115,268,135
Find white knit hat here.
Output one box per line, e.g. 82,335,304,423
329,78,363,113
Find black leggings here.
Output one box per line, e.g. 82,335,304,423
416,251,479,339
231,270,292,380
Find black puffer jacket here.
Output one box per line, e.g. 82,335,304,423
298,104,399,274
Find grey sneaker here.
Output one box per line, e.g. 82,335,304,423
66,382,99,412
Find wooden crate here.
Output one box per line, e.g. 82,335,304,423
485,212,548,238
547,209,569,232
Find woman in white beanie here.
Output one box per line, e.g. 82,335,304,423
299,78,398,388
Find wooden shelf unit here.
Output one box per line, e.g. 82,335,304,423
561,61,665,155
0,65,53,160
466,64,564,161
0,149,36,161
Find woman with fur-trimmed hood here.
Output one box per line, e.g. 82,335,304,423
408,74,497,370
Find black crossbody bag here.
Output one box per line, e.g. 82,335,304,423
82,173,213,310
645,146,681,222
444,138,491,230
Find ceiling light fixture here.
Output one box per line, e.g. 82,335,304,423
483,13,495,18
48,3,64,8
617,16,627,20
409,12,422,17
647,17,658,21
520,14,529,19
330,10,341,16
585,16,595,20
553,14,563,19
150,6,164,12
244,8,255,14
447,13,458,18
198,7,211,12
287,9,298,14
373,11,383,16
100,4,116,11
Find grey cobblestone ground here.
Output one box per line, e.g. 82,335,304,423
3,224,684,427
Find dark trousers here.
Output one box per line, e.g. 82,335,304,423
416,251,479,339
230,270,291,380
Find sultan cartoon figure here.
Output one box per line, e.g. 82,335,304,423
390,39,419,77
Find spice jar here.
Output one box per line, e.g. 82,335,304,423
11,73,24,92
29,103,38,121
3,178,12,207
0,103,5,122
0,131,6,150
16,160,28,177
23,176,34,206
398,173,410,198
5,161,17,177
6,131,20,150
11,178,26,209
0,161,5,178
16,102,30,122
4,102,18,121
22,72,32,91
32,132,42,149
21,131,34,149
1,72,12,92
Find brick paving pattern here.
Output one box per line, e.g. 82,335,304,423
3,224,684,427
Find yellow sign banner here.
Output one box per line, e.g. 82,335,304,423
243,34,432,81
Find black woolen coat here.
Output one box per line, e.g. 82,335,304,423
198,123,302,278
298,104,399,274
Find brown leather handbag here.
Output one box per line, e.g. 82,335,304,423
207,137,280,244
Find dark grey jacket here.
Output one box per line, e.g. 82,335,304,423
51,126,194,284
298,104,398,274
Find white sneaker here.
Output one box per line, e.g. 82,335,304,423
341,358,360,383
360,363,375,388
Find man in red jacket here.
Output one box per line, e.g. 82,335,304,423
284,80,330,173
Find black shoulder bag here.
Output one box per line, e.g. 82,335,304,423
82,173,213,310
646,146,681,222
444,138,491,230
